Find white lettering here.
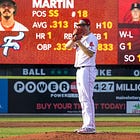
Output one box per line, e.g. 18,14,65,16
22,68,46,76
119,31,133,38
32,22,47,28
37,44,52,50
124,55,135,62
97,69,112,76
64,33,73,39
14,81,70,94
133,70,140,76
32,0,74,8
116,83,140,91
32,10,46,17
36,33,46,39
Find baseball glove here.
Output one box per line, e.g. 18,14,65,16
72,27,84,42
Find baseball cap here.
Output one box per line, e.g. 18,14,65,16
77,18,91,26
0,0,16,5
130,3,140,10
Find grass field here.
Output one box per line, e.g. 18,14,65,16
0,116,140,138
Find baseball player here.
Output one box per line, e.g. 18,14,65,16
130,3,140,23
66,18,98,134
123,3,140,23
0,0,28,31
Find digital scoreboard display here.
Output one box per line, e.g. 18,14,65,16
0,0,140,64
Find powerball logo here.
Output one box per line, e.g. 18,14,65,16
0,32,25,56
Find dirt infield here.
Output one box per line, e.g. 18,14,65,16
1,132,140,140
0,121,140,140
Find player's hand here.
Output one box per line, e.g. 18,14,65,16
72,27,84,42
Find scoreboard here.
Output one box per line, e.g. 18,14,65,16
0,0,140,64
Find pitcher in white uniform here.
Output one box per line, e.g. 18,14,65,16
66,18,98,134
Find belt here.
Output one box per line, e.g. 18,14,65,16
76,66,85,69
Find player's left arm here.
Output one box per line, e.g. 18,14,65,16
76,40,94,57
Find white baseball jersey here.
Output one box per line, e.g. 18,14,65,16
0,21,29,31
74,32,98,67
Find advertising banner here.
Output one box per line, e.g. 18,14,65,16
8,79,140,114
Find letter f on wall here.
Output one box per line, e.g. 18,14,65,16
1,32,25,56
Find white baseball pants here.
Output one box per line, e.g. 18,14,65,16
76,66,97,129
